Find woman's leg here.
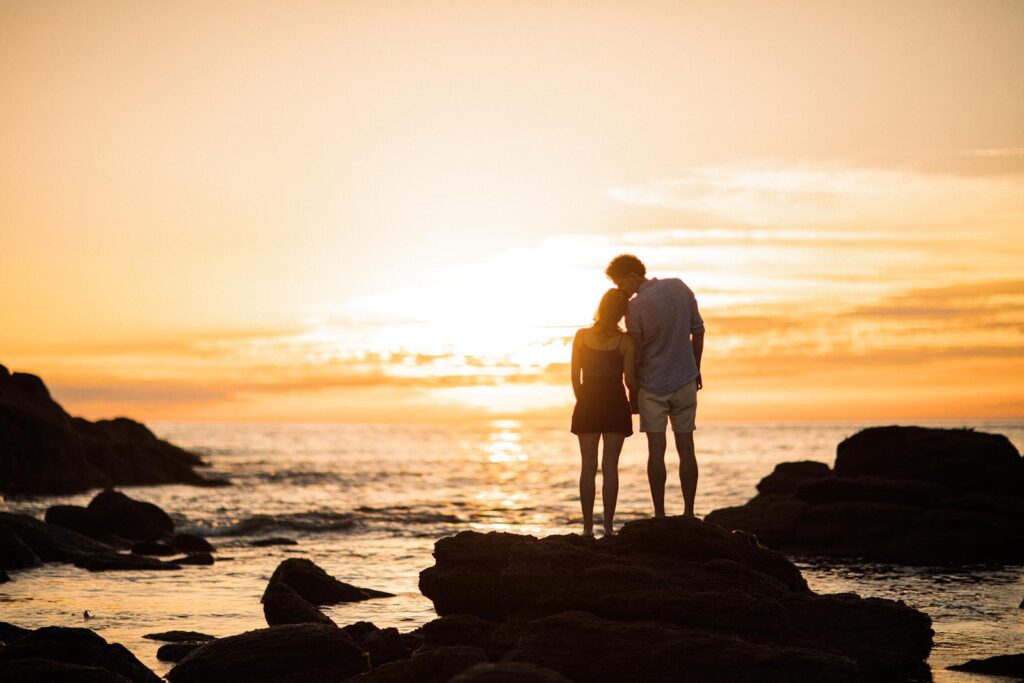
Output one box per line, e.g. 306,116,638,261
577,433,600,536
600,432,626,534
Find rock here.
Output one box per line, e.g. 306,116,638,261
0,626,160,683
131,542,179,556
0,658,133,682
87,490,174,542
75,553,181,572
341,621,381,643
142,631,216,643
947,652,1024,677
0,365,226,495
0,622,31,643
167,623,367,683
449,662,573,683
756,460,831,495
157,643,204,663
262,558,394,605
251,537,298,547
173,553,214,566
707,426,1024,564
346,646,487,683
170,534,214,553
0,526,41,569
418,517,933,681
835,426,1024,497
362,627,409,667
0,512,114,563
262,583,335,627
46,505,106,538
0,569,9,582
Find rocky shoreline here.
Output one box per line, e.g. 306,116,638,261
0,365,227,495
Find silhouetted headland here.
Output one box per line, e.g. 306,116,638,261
0,364,228,495
706,425,1024,564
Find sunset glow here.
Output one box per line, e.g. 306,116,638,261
2,1,1023,422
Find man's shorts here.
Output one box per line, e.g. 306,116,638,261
638,380,698,433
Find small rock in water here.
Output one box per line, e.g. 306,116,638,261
262,558,393,605
143,631,216,643
948,653,1024,677
173,553,215,566
158,641,206,662
75,552,181,572
131,542,179,556
251,537,298,547
87,490,175,543
170,533,215,553
262,582,335,627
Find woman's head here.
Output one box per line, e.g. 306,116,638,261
593,288,628,332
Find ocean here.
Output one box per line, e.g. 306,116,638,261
2,418,1022,681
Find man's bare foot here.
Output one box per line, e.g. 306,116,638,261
582,526,594,538
602,526,615,537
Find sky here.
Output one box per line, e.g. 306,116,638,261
2,0,1023,422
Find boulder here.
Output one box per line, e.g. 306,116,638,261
346,646,487,683
170,534,214,553
362,627,409,667
45,505,106,538
0,626,160,683
0,622,32,643
449,662,572,683
167,623,367,683
261,558,394,605
707,426,1024,564
174,553,215,566
251,537,298,547
0,658,133,682
131,542,179,556
0,513,114,563
262,582,335,627
0,569,9,582
87,490,174,542
0,366,226,495
0,526,41,569
418,517,933,682
74,553,181,572
947,652,1024,677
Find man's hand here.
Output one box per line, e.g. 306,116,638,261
695,373,703,391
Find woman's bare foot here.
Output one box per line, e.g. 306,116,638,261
582,525,595,538
602,525,615,537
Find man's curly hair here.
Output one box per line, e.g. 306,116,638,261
605,254,646,280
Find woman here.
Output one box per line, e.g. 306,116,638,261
571,288,638,536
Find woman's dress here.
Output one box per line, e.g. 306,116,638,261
570,335,633,435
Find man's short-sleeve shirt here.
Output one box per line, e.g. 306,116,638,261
626,277,704,395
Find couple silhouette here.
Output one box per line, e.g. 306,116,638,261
571,255,705,536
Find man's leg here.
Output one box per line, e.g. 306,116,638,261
674,431,698,517
577,434,600,535
646,432,668,517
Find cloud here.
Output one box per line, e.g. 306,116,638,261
608,161,1024,230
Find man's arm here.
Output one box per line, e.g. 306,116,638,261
691,332,704,390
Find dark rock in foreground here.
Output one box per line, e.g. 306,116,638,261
262,558,394,605
74,552,181,572
0,569,9,583
170,533,215,553
0,625,159,683
947,652,1024,677
251,537,298,547
0,512,115,563
707,426,1024,564
167,623,367,683
418,517,933,682
347,645,487,683
450,662,572,683
0,364,226,495
0,525,42,569
157,643,205,663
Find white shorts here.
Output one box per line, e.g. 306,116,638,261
638,380,698,433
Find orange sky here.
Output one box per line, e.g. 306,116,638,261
2,1,1023,422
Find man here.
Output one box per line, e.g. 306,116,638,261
606,254,704,518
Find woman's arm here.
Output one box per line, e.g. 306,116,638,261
571,329,584,401
622,334,639,413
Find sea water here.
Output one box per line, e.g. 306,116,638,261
2,419,1022,681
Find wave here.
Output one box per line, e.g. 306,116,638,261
194,506,465,538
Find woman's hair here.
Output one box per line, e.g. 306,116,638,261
593,288,628,332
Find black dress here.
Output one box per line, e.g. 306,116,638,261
570,334,633,435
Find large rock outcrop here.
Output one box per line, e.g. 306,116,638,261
0,364,227,495
0,625,160,683
417,516,933,682
706,426,1024,564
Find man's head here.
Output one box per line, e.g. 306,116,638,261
605,254,647,296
